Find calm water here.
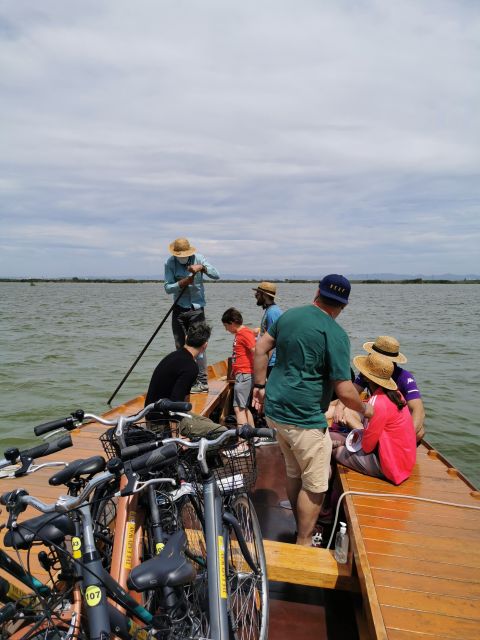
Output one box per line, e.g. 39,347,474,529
1,282,479,487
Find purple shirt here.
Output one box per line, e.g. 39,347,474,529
355,365,421,401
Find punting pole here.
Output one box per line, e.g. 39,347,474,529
107,285,188,406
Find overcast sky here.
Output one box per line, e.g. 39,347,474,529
1,1,479,278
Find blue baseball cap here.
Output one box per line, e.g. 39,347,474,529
319,274,351,304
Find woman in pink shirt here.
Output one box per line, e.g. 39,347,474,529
332,352,416,485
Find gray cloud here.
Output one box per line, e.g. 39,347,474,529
1,0,479,277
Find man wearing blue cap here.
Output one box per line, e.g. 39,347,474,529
253,274,373,547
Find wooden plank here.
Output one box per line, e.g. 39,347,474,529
376,585,480,621
367,552,480,583
381,606,480,640
362,537,480,569
354,504,480,531
356,514,480,540
371,567,480,599
263,539,357,592
360,526,480,563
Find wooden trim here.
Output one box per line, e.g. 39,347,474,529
263,539,358,592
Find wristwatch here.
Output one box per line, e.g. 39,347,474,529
253,383,266,389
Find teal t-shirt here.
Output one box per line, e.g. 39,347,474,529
265,305,351,429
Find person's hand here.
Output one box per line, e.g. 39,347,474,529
333,402,346,424
187,264,204,275
178,274,194,288
252,388,265,412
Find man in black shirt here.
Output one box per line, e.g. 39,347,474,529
145,323,224,437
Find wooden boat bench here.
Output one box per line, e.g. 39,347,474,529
334,443,480,640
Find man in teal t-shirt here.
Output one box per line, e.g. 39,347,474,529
253,274,373,547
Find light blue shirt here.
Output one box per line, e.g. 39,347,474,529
164,253,220,309
261,303,283,366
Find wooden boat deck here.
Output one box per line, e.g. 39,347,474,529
336,442,480,639
1,360,479,639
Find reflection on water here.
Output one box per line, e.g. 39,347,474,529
1,281,479,487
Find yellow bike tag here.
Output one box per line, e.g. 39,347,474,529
218,535,227,599
72,536,82,559
84,585,102,607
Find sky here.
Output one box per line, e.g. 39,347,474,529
1,0,479,279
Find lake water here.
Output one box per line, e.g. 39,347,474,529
1,281,479,487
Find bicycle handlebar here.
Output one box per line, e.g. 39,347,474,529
32,400,193,436
0,434,73,470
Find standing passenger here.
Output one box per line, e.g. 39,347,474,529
252,281,283,377
253,275,373,546
222,307,256,427
164,237,220,393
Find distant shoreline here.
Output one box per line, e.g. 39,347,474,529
1,278,479,285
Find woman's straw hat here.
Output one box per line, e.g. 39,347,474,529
362,335,407,364
252,281,277,298
353,353,398,390
169,237,196,257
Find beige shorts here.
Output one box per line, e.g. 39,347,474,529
266,417,332,493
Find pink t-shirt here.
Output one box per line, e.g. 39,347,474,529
362,389,416,485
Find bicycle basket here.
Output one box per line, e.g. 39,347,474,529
186,438,257,497
99,425,157,460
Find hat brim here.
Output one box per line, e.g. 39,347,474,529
252,287,276,298
169,243,196,257
353,355,398,390
319,287,349,304
363,342,407,364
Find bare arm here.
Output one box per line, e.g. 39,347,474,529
252,332,275,411
334,380,374,420
333,382,363,423
407,398,425,441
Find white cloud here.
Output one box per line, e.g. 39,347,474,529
0,1,479,277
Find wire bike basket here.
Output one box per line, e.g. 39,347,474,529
184,437,257,497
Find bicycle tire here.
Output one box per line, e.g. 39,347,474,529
178,494,210,639
226,495,269,640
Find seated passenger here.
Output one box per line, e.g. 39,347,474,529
144,322,225,438
332,352,417,486
330,335,425,442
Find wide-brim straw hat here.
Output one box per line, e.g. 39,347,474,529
363,335,407,364
252,281,277,298
169,237,196,257
353,353,398,390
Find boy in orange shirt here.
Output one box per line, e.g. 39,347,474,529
222,307,256,426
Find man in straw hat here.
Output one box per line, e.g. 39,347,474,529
333,335,425,442
253,274,373,547
253,281,283,378
331,352,417,485
164,237,220,393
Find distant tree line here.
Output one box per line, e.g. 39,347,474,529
1,277,479,285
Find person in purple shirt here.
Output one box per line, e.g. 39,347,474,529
331,336,425,442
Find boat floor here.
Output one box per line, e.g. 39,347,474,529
252,444,359,640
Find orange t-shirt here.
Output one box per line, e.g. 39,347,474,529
231,326,256,375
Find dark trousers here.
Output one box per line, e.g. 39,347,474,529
171,305,208,384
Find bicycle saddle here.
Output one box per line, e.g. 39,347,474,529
127,529,196,591
49,456,106,486
4,513,75,550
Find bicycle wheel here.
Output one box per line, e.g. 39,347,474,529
178,494,210,638
226,495,269,640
